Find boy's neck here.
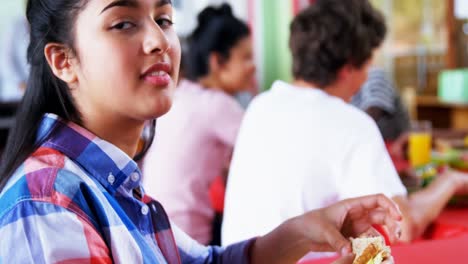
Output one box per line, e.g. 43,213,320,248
292,79,351,102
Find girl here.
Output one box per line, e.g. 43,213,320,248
0,0,401,263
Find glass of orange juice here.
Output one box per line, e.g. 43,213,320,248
408,120,432,167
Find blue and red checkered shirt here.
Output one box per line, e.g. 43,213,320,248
0,113,253,263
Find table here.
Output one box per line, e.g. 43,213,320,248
301,208,468,264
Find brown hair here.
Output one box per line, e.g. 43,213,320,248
289,0,386,87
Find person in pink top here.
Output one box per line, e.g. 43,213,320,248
143,3,256,245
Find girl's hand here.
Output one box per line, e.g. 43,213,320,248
294,194,402,255
250,194,401,264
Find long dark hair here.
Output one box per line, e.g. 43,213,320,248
0,0,89,191
185,3,250,81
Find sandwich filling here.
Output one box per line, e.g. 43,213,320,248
351,236,391,264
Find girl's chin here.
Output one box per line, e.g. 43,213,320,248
150,101,172,119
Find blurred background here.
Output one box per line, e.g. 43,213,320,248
1,0,468,134
0,2,24,33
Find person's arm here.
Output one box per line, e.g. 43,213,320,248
176,194,401,264
250,194,402,264
393,170,468,241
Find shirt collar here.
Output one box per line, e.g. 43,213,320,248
38,113,142,195
271,80,344,102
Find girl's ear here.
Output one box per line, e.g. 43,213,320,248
208,52,225,73
44,43,78,84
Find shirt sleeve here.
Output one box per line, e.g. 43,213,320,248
337,117,407,199
0,200,112,263
210,93,245,146
358,68,397,114
172,223,255,264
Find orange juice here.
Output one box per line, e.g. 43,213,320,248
408,132,432,167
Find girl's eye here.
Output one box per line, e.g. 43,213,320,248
111,21,136,30
156,18,174,29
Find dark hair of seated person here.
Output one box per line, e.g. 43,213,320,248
289,0,386,87
185,3,250,81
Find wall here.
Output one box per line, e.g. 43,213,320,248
174,0,248,37
257,0,293,90
0,1,25,39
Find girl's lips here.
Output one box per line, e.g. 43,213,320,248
141,62,172,87
143,73,171,87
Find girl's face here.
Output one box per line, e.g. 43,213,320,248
71,0,181,122
217,36,256,94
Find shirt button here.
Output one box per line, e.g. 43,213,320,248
131,172,140,182
141,205,149,215
107,173,115,185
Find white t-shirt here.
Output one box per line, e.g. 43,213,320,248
222,80,407,246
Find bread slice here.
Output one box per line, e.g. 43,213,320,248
351,236,391,264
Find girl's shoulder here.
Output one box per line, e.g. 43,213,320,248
0,146,103,227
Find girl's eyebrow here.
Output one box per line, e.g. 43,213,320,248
100,0,172,15
157,0,172,8
101,0,138,14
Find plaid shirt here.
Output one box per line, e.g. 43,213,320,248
0,113,253,263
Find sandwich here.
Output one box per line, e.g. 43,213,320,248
351,236,392,264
